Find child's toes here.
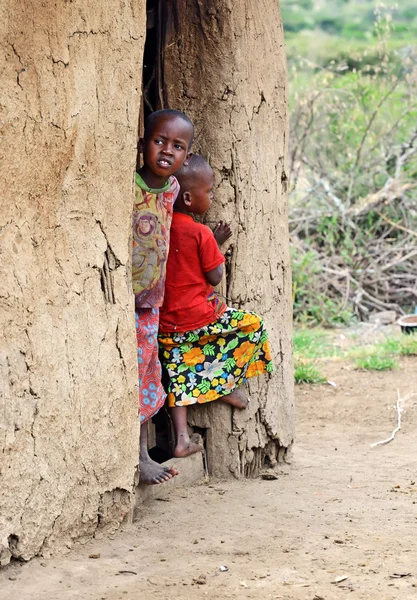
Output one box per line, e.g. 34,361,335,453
166,465,179,477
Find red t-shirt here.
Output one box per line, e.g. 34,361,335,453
159,213,225,332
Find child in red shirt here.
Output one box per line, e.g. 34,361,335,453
158,155,274,458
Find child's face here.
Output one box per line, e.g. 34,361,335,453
140,115,193,180
139,217,152,234
189,167,214,215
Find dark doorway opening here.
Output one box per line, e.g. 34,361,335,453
137,0,177,171
139,0,179,464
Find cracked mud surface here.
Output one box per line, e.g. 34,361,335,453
1,356,416,600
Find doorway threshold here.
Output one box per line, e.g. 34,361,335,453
134,452,206,509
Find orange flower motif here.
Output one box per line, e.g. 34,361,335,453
262,341,272,361
167,392,176,407
247,360,266,378
198,389,219,403
198,334,217,345
183,347,205,366
158,335,176,350
238,314,261,333
233,341,256,367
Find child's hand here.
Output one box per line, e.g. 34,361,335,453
213,220,232,246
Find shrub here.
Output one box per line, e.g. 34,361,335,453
289,7,417,324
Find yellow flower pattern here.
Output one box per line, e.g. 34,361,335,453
159,308,274,408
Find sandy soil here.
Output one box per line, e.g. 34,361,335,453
1,355,417,600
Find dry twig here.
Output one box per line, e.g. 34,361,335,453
370,391,416,448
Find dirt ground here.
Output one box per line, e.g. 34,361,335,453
2,352,417,600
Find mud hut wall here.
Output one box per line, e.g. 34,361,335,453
164,0,294,477
0,1,145,562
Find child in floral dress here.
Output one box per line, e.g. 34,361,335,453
158,155,274,458
133,109,194,483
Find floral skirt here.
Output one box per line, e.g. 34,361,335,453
158,308,274,408
136,308,166,423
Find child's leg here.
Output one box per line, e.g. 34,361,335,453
136,307,179,484
169,406,204,458
220,387,249,409
139,420,179,484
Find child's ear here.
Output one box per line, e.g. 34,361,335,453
183,151,193,166
138,137,145,153
183,191,192,207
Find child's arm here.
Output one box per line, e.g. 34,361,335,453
201,221,231,286
204,221,232,285
205,264,223,286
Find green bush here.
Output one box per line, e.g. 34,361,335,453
291,247,355,327
287,3,417,325
281,0,417,38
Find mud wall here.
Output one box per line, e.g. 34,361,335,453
164,0,294,477
0,0,294,563
0,1,144,563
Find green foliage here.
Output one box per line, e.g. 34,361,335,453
224,357,236,372
290,67,417,200
293,328,342,358
203,344,216,356
225,338,239,352
292,247,355,326
292,328,416,382
197,380,210,394
293,328,333,384
294,329,417,362
186,333,199,342
294,362,327,384
397,334,417,355
353,352,398,371
282,0,417,63
289,5,417,323
377,334,417,356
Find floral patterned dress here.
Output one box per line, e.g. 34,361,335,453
158,307,274,407
133,173,179,423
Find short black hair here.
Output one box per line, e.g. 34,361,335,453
144,109,194,146
175,154,212,189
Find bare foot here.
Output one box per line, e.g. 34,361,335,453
221,387,249,409
173,433,204,458
139,455,179,485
